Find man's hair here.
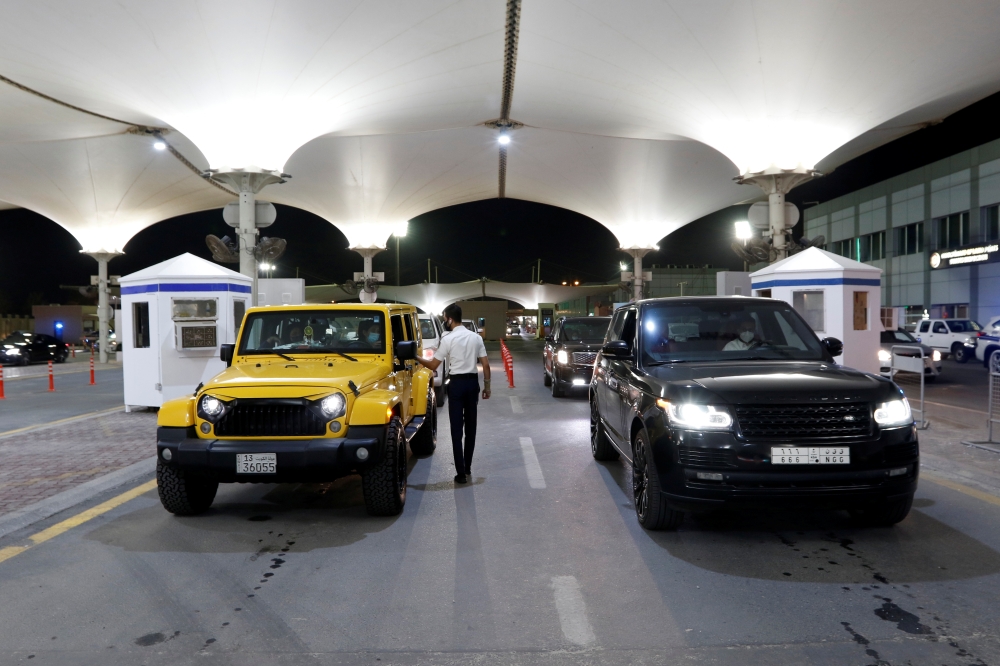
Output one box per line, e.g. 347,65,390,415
443,303,462,322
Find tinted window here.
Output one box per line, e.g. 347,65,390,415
560,318,611,342
132,302,150,348
918,321,930,333
607,310,626,342
419,318,438,339
639,301,824,364
239,310,386,354
946,320,981,332
881,330,916,343
933,322,948,333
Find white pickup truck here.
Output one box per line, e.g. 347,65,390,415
912,318,982,363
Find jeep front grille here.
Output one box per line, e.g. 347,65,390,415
735,403,871,440
215,401,326,437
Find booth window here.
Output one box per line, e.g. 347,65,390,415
133,302,150,348
171,298,217,320
853,292,869,331
793,291,824,332
233,300,246,337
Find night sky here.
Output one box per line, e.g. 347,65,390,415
2,90,1000,314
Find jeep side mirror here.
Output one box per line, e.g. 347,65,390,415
220,343,235,367
602,340,631,357
820,337,843,358
395,340,417,361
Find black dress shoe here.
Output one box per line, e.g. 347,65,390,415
454,474,468,484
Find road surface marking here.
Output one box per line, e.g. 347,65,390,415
0,406,124,439
510,396,523,413
551,576,596,645
0,479,157,565
519,437,546,489
922,472,1000,508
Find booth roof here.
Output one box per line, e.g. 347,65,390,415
750,247,882,278
119,252,251,284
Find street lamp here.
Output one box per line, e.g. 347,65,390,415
734,220,752,271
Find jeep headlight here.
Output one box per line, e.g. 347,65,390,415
657,399,733,430
874,398,912,427
878,349,892,363
198,395,226,421
557,349,569,365
319,393,347,419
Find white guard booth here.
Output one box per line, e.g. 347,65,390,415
750,247,882,374
119,253,252,409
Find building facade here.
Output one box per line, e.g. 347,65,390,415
804,138,1000,329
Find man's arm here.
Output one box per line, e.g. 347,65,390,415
479,355,491,399
415,334,448,372
415,355,442,372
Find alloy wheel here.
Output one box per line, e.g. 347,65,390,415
590,401,600,456
633,436,649,520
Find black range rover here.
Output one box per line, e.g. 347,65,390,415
590,297,918,530
543,316,611,397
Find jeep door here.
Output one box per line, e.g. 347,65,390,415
390,314,413,422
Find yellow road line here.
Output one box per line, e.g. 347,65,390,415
922,471,1000,508
0,479,157,565
0,406,124,438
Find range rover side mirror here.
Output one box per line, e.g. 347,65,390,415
220,343,235,367
395,340,417,361
602,340,631,357
820,337,843,358
545,336,554,343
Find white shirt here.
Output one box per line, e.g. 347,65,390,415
723,338,752,351
434,324,487,374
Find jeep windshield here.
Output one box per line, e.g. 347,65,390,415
239,310,386,355
639,301,826,365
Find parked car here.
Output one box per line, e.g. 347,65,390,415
913,318,981,362
975,331,1000,368
461,319,482,336
418,313,449,405
156,303,437,517
0,330,70,366
543,316,611,397
878,329,941,382
985,315,1000,336
590,297,918,531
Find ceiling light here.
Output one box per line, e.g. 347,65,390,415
153,141,166,151
735,220,752,240
498,134,511,145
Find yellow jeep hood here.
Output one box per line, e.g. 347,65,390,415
203,358,386,396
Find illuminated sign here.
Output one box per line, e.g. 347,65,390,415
930,243,999,269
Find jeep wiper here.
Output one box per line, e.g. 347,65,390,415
330,350,357,362
272,351,296,361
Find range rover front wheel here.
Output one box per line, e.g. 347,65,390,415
632,429,683,530
362,415,407,516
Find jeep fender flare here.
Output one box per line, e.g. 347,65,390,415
158,396,196,428
350,389,403,426
410,367,433,416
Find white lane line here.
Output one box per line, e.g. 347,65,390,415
519,436,546,489
551,576,596,646
510,396,523,413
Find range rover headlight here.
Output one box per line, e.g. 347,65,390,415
198,395,226,421
878,349,892,363
657,399,733,430
874,398,912,427
556,350,569,365
319,393,347,419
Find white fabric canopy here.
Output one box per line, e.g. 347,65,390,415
0,0,998,254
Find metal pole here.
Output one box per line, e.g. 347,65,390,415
769,190,787,259
427,258,431,284
537,258,541,284
396,235,401,286
435,266,439,283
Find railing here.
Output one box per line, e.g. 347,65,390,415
989,350,1000,443
890,345,929,430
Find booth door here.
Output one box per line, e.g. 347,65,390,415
123,299,161,406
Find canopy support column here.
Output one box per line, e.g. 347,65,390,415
353,248,385,303
84,251,123,364
737,168,817,262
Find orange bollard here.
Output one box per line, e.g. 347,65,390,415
71,345,75,358
48,360,55,392
89,355,96,386
0,364,5,400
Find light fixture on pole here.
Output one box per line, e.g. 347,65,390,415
498,134,511,145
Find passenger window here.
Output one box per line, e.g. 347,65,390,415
933,322,948,333
620,310,637,350
390,315,405,346
403,314,414,341
918,321,930,333
608,311,625,341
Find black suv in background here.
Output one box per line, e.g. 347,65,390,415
0,331,70,366
543,316,611,397
590,298,918,530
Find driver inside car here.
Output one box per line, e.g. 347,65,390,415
723,317,759,351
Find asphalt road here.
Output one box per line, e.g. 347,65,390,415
1,349,1000,664
0,364,125,433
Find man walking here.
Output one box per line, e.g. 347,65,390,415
415,304,490,484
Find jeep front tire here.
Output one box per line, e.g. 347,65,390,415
362,415,407,516
157,460,218,516
410,389,437,456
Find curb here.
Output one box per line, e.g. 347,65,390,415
0,456,156,541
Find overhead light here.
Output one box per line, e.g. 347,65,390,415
153,141,167,151
393,221,408,238
573,280,580,286
561,281,567,285
498,134,511,145
735,220,752,240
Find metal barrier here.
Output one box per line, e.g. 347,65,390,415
890,345,929,430
989,350,1000,442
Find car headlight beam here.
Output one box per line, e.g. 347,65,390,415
556,349,569,365
932,350,941,362
656,399,733,430
874,398,912,427
319,393,347,419
198,395,226,421
878,349,892,363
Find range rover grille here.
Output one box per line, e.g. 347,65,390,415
214,401,326,437
572,351,598,365
735,403,871,440
677,446,737,468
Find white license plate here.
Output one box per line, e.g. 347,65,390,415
771,447,850,465
236,453,277,474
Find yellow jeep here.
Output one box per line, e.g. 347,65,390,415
155,303,437,517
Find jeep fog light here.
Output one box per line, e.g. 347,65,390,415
329,421,342,433
200,422,212,434
320,393,347,419
889,466,908,477
696,472,723,481
356,447,369,461
161,448,173,461
874,399,912,427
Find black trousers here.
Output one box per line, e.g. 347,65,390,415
448,375,479,474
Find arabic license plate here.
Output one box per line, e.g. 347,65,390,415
236,453,277,474
771,447,850,465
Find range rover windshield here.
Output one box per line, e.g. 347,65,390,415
640,301,826,365
560,318,610,342
239,310,386,355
